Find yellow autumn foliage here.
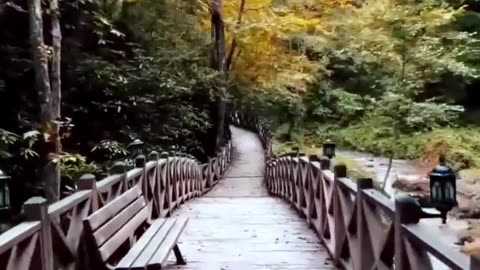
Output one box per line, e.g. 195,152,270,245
198,0,353,92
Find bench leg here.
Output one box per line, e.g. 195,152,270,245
173,244,187,265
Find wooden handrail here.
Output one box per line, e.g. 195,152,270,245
233,111,480,270
0,136,233,270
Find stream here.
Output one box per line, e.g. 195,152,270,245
337,149,467,269
338,149,424,197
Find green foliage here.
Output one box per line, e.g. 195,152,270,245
303,87,371,124
370,93,463,134
0,0,224,206
311,122,480,171
0,129,18,159
0,129,41,160
58,153,101,182
92,140,128,160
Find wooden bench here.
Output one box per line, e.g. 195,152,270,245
83,185,189,270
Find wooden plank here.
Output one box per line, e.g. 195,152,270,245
85,186,142,231
164,127,334,269
48,190,91,216
116,219,168,270
147,218,189,269
127,168,143,180
404,224,469,270
0,222,41,255
98,206,149,262
94,196,146,246
129,219,177,268
96,174,124,191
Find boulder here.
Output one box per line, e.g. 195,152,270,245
461,238,480,255
391,174,429,192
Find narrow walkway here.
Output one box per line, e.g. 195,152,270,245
167,127,335,269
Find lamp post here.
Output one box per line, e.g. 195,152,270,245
323,139,336,159
0,169,11,211
429,160,456,224
128,139,144,159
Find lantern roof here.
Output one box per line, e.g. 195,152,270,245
0,169,10,180
128,139,144,146
324,139,335,145
430,165,454,176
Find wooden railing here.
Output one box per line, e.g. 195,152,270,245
0,142,232,270
232,111,480,270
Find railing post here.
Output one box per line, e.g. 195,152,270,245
357,178,374,270
394,196,422,270
110,161,126,175
289,157,296,206
135,154,146,168
148,151,159,161
160,152,171,216
78,174,98,212
471,254,480,270
320,156,330,170
206,158,213,189
333,163,347,261
23,197,54,270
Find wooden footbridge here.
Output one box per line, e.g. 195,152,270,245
0,113,479,270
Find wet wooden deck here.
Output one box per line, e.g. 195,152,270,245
166,127,336,270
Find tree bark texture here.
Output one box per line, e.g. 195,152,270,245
49,0,62,202
28,0,51,123
211,0,227,152
28,0,62,202
226,0,246,73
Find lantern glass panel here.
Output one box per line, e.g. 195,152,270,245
0,172,10,209
323,140,336,158
0,182,4,208
429,165,456,209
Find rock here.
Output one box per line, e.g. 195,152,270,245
391,174,429,192
455,235,474,246
455,207,480,219
461,238,480,255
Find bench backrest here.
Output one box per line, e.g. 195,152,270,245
83,185,148,263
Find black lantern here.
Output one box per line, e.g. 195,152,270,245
323,139,336,159
0,169,11,210
429,163,456,224
128,139,144,158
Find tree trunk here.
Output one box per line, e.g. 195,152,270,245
382,128,398,191
48,0,62,202
28,0,61,202
381,154,393,191
211,0,227,152
28,0,51,123
225,0,246,73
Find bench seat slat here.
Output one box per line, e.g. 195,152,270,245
115,219,167,270
99,206,149,262
129,219,177,268
145,217,189,270
94,197,147,246
87,187,142,231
